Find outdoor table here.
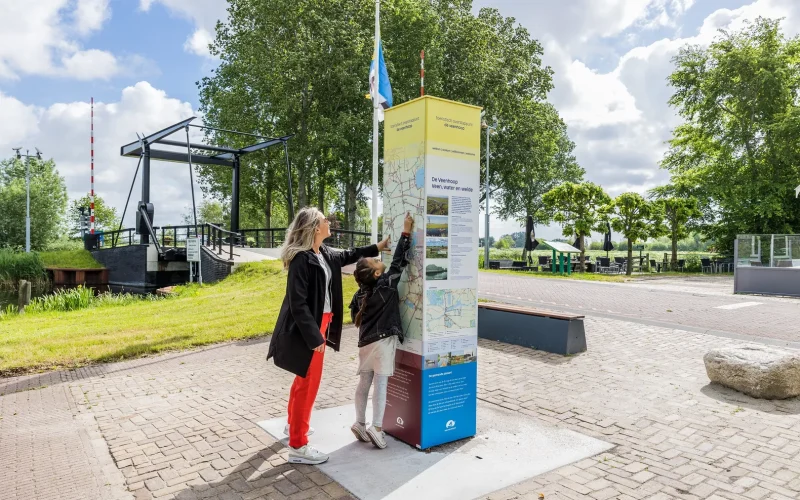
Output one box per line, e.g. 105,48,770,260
536,240,582,275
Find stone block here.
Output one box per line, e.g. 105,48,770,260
704,344,800,399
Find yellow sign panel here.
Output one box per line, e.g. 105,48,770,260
384,98,426,152
385,96,482,160
425,97,481,160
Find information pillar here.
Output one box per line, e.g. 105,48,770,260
382,96,481,449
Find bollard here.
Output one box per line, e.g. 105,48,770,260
18,280,31,314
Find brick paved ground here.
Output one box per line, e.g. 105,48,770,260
1,274,799,499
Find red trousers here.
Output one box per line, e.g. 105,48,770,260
287,312,332,449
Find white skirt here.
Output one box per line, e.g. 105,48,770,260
357,336,399,376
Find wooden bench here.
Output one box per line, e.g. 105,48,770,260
478,302,586,355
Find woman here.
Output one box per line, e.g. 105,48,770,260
267,207,390,465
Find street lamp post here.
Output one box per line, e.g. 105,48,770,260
481,113,497,270
12,147,42,253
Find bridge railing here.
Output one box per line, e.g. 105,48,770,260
239,228,380,249
99,225,378,256
103,225,204,249
202,223,240,260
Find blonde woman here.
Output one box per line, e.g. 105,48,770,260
268,207,390,464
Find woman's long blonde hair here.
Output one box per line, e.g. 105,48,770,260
281,207,325,268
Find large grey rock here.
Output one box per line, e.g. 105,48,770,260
704,344,800,399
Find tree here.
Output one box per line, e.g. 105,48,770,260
0,158,68,250
198,0,570,231
181,199,230,228
649,188,701,270
608,193,664,275
664,17,800,254
491,101,584,233
494,235,513,249
543,182,610,272
66,194,119,236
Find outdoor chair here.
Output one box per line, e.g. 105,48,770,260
489,261,500,270
676,259,685,272
538,256,549,269
701,258,713,273
650,259,660,273
596,257,610,273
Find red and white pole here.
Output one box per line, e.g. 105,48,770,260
420,50,425,97
90,97,95,234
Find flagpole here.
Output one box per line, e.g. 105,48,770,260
371,0,380,245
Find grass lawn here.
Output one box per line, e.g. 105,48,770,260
0,260,359,376
39,250,103,269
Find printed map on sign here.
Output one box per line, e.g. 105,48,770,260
383,143,426,343
425,288,477,334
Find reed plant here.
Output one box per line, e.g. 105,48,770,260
0,249,46,284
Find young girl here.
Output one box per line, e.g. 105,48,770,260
348,212,414,449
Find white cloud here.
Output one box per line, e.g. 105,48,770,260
73,0,111,35
184,29,214,57
139,0,228,57
0,92,41,148
0,82,202,227
468,0,800,239
0,0,141,81
60,49,120,81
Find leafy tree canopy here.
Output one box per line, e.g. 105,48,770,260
664,17,800,254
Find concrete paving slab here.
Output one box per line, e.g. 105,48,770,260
258,401,613,500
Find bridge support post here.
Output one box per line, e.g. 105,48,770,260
231,155,240,235
140,144,151,245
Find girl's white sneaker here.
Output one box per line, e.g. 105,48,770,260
366,425,387,449
351,422,369,442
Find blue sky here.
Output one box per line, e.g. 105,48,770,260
1,0,798,239
1,2,205,108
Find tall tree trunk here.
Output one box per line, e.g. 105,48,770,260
627,239,633,276
671,227,678,271
317,180,325,212
297,82,309,209
579,234,586,272
265,187,272,229
317,157,326,211
346,180,358,231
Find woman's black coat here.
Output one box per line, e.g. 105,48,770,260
267,243,379,377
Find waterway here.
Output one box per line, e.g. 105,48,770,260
0,286,47,310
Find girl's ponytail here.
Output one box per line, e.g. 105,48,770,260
355,294,368,327
353,258,379,328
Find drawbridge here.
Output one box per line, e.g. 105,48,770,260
88,117,376,292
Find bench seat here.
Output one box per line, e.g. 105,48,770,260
478,302,586,355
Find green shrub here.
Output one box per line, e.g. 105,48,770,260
4,286,164,316
683,254,702,272
26,286,94,313
0,249,46,283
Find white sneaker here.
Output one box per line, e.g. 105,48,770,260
366,425,387,449
288,444,329,465
284,424,315,437
351,422,369,442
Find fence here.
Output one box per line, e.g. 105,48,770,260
99,225,379,254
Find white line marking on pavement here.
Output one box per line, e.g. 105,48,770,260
715,302,762,310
